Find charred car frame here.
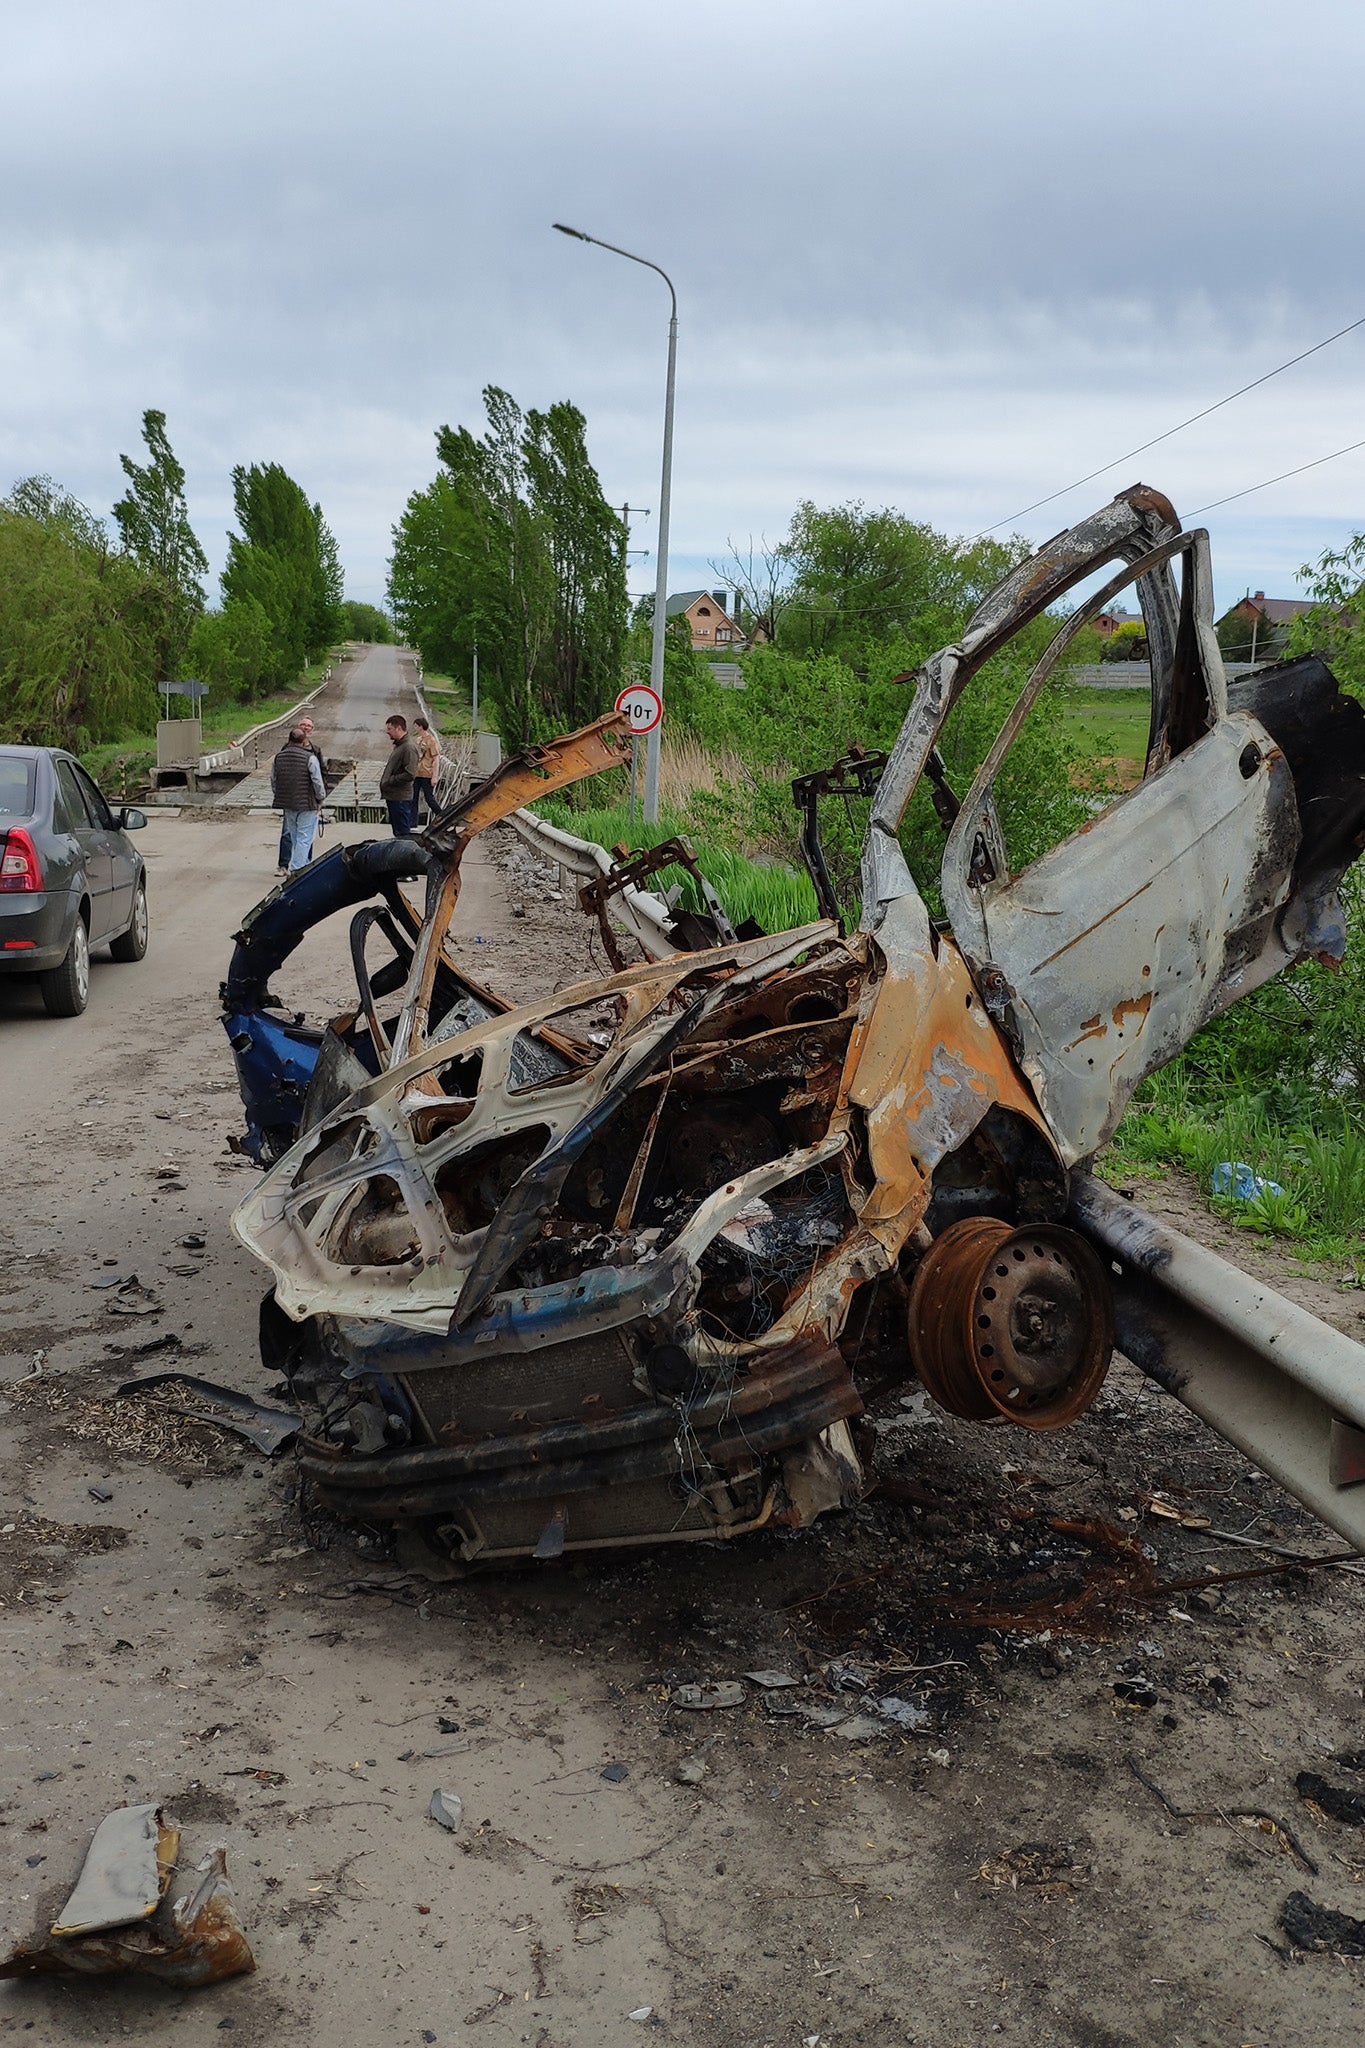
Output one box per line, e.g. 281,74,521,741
223,488,1365,1563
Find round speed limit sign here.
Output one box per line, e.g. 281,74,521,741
615,683,662,735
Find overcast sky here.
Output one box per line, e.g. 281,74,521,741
3,0,1363,623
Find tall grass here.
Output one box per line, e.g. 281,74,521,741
532,797,821,935
655,730,779,809
1108,1093,1365,1253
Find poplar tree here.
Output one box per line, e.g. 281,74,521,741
220,462,343,693
112,410,208,677
112,410,207,602
389,386,627,748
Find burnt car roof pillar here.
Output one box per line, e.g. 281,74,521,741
859,485,1184,932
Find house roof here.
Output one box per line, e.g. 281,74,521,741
666,590,724,618
1252,596,1315,625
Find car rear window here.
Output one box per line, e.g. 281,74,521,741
0,759,36,818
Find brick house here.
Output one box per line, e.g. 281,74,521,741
1230,590,1316,631
666,589,744,651
1093,607,1142,638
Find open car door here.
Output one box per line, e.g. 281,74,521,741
938,527,1305,1163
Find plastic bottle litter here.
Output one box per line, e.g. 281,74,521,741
1211,1161,1284,1201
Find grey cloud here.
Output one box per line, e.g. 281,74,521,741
2,0,1362,606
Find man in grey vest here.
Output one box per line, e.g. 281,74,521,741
271,727,325,876
276,718,324,873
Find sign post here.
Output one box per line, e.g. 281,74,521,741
614,685,662,832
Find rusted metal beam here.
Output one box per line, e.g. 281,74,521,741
389,711,637,1065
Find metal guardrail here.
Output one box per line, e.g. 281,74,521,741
1070,1175,1365,1550
196,664,340,776
504,808,677,960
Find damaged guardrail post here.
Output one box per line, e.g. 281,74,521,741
1070,1175,1365,1551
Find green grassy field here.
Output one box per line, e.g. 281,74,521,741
419,673,473,734
78,653,346,793
1056,685,1151,768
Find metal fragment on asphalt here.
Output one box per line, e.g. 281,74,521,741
113,1375,302,1456
832,1715,887,1741
671,1682,745,1710
428,1789,463,1832
51,1805,177,1936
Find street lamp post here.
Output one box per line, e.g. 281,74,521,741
553,222,676,824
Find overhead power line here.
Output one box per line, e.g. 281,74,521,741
1187,435,1365,515
976,311,1365,536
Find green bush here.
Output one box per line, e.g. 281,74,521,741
674,635,1090,920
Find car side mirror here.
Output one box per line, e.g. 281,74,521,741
117,807,148,830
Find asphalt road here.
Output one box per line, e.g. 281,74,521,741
0,812,375,1107
305,640,422,763
2,809,1363,2046
0,811,688,2044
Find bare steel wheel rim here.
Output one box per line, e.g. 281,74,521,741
908,1217,1113,1430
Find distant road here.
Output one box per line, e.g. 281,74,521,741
229,642,423,773
305,642,422,761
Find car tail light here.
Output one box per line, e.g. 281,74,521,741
0,828,42,892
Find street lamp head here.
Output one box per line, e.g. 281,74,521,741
552,222,591,241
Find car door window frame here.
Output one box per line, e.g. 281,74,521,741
71,763,116,830
56,757,116,940
71,760,139,935
53,759,90,836
941,529,1223,913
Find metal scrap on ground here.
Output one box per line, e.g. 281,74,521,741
113,1373,302,1456
0,1807,254,1986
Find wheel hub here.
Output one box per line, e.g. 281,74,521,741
907,1217,1113,1430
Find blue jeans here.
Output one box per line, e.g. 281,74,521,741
387,797,418,836
413,776,435,821
282,808,319,871
278,820,292,868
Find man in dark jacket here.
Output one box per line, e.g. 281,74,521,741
379,714,422,836
271,727,325,874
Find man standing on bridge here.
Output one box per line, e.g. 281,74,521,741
411,715,440,822
277,716,324,873
271,726,325,876
380,713,422,836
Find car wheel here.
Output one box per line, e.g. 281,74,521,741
40,914,90,1017
109,880,149,962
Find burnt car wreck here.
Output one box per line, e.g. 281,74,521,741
223,487,1365,1563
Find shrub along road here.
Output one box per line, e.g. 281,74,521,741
0,811,1363,2044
